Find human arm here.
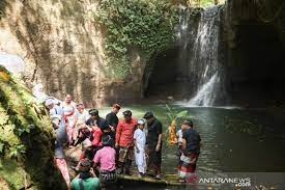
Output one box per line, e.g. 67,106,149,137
198,133,202,148
133,131,139,153
182,131,187,154
155,122,163,152
92,151,100,170
92,128,103,147
89,167,96,177
181,138,187,151
115,122,122,148
134,139,140,153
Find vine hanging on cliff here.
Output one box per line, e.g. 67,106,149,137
96,0,179,79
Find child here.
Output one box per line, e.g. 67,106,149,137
133,119,147,178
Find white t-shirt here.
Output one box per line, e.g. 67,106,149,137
176,129,183,144
76,109,90,124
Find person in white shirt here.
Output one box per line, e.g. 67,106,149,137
76,103,90,124
45,98,63,118
133,119,147,178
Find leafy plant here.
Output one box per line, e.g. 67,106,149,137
0,141,4,154
97,0,179,79
166,104,188,123
165,104,188,146
8,145,26,160
187,0,224,7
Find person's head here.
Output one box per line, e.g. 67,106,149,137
102,135,113,147
112,103,121,114
181,119,193,131
143,111,155,124
78,159,92,173
65,94,72,104
89,109,99,120
123,110,132,122
45,99,54,110
137,119,145,130
77,103,85,113
101,121,111,133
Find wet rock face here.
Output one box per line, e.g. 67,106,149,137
0,0,144,107
0,66,66,189
224,0,285,106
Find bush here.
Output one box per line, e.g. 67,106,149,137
97,0,179,79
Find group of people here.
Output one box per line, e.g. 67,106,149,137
44,94,166,190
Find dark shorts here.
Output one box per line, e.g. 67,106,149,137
118,146,134,163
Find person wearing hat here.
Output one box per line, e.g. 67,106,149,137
93,135,116,189
71,159,100,190
133,119,147,178
45,98,63,118
115,110,137,175
178,119,201,183
144,111,163,179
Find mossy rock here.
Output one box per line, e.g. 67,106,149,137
0,66,66,189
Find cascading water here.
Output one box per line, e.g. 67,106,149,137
189,72,220,106
176,5,225,107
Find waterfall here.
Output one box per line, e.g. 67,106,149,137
189,72,220,106
176,5,225,107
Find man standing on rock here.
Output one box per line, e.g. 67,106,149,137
115,110,137,175
144,111,163,179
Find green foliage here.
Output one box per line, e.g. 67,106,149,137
188,0,224,8
97,0,179,79
8,145,26,160
0,0,7,18
165,104,188,122
0,67,66,189
0,141,4,153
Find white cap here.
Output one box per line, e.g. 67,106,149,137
45,99,54,107
138,119,145,125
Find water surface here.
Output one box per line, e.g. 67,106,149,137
100,105,285,189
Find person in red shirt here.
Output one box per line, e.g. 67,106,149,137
115,110,137,175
